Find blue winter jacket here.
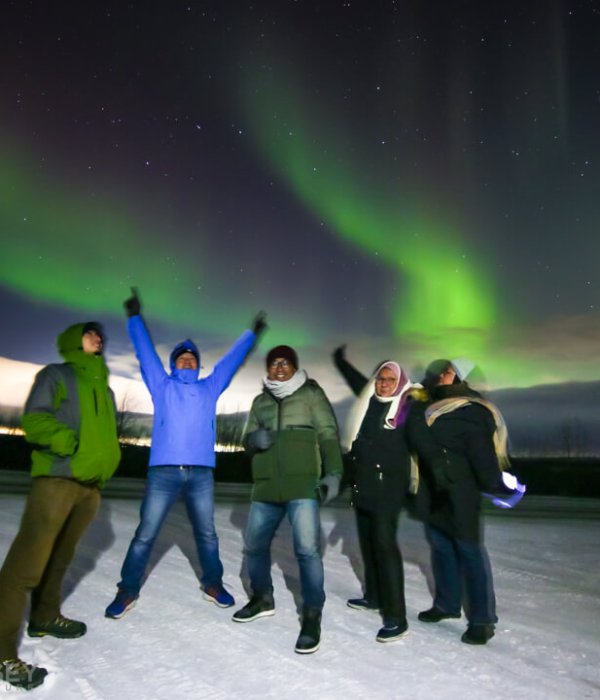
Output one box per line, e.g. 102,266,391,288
128,315,256,467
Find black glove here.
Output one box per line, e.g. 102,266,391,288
124,287,141,318
332,344,346,364
252,311,268,337
246,427,273,451
317,474,341,504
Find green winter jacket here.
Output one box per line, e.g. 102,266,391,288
244,379,343,502
21,323,121,487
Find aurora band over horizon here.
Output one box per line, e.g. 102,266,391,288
0,148,309,346
243,67,500,361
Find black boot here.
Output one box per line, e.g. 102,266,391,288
418,606,461,623
461,624,495,645
295,609,321,654
232,595,275,623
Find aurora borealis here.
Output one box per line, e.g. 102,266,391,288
0,1,599,398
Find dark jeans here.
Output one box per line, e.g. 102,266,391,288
118,466,223,596
244,499,325,612
426,524,497,625
0,477,100,658
355,507,406,625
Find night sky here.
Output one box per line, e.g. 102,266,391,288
1,1,599,406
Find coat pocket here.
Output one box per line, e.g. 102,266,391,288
251,454,274,481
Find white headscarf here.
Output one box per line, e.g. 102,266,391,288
342,361,416,450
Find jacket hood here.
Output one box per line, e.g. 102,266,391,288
56,322,108,380
169,339,200,379
57,323,88,358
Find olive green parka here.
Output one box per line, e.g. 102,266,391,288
244,379,343,502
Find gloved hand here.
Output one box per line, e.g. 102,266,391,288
251,311,268,337
246,427,273,451
483,472,526,509
332,344,346,364
124,287,141,317
317,473,341,505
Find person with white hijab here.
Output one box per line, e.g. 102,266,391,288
333,346,419,643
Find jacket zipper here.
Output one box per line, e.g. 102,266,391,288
93,388,98,415
276,397,283,500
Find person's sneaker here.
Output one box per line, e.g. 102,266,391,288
347,597,379,612
232,596,275,622
461,624,495,645
0,658,48,690
295,610,321,654
27,614,86,639
105,589,139,619
376,620,409,643
202,584,235,608
418,606,461,623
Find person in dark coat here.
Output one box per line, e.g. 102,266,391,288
333,345,417,643
233,345,343,656
406,359,509,645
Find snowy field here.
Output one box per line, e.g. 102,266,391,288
0,493,598,700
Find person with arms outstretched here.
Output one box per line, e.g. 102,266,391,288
105,289,265,619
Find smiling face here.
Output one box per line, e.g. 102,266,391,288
175,351,198,370
374,366,399,397
82,329,103,354
267,357,296,382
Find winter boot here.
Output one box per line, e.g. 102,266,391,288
295,609,321,654
232,595,275,622
461,624,495,645
418,606,461,623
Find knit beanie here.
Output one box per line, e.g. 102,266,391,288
266,345,298,369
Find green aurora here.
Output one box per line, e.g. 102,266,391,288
0,146,309,346
243,68,499,358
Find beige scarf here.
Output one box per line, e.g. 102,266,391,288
424,397,511,471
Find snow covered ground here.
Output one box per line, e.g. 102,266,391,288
0,493,598,700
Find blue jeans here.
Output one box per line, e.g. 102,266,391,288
244,499,325,612
119,466,223,596
426,524,497,625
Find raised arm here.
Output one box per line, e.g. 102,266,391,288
124,289,167,395
332,345,369,396
211,311,266,396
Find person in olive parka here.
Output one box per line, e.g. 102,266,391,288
0,322,120,690
232,345,343,655
333,345,417,643
406,359,508,645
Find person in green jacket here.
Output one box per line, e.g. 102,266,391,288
0,322,121,691
232,345,343,655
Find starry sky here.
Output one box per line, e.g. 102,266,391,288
0,0,599,413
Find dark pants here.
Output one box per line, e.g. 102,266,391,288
355,506,406,625
426,524,497,625
0,477,100,659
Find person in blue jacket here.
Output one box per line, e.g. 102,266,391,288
105,289,266,619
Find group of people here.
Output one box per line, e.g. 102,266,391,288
0,290,514,690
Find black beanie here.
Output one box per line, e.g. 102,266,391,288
82,321,105,343
266,345,299,369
